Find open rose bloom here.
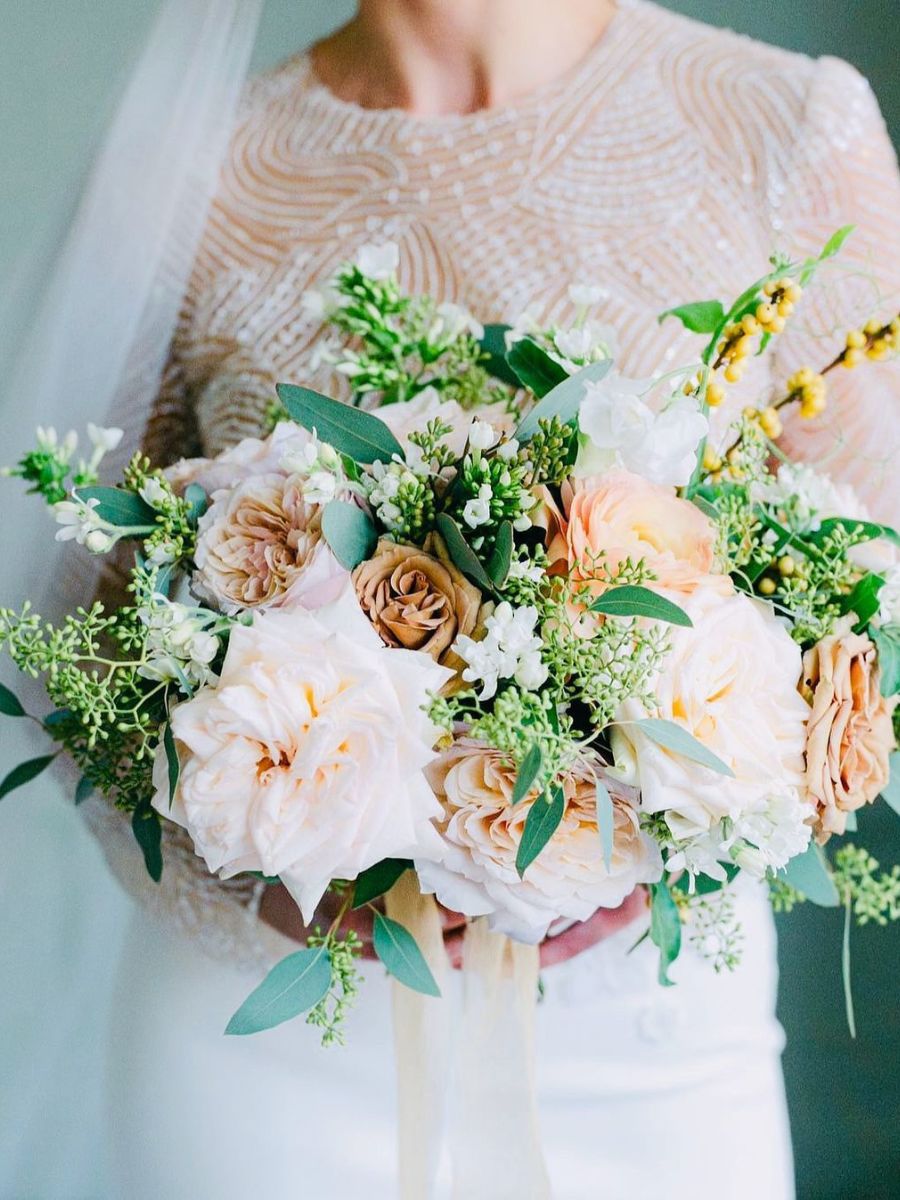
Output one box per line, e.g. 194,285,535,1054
6,240,900,1042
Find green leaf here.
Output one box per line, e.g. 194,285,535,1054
372,912,441,997
690,495,719,522
841,572,885,628
595,777,614,872
487,521,513,587
516,786,565,877
672,861,741,896
777,842,839,907
658,300,726,335
649,881,682,986
352,859,411,909
872,625,900,696
163,721,180,809
276,383,404,465
478,323,520,386
589,585,692,627
881,752,900,817
131,804,163,882
634,718,735,777
74,485,156,529
321,499,378,570
183,483,208,525
819,224,855,261
74,775,94,806
843,810,858,833
506,337,568,398
225,945,332,1035
514,359,612,443
810,516,900,548
0,682,26,718
434,513,496,594
512,744,544,806
0,754,55,801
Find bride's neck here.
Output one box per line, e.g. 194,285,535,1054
311,0,618,116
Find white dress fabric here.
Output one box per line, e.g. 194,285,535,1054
14,0,900,1196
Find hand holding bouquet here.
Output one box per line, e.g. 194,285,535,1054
3,228,899,1041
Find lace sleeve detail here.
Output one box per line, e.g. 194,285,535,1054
774,57,900,524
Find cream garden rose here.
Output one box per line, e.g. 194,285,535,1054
545,469,726,597
152,587,452,922
612,588,811,871
415,741,662,942
166,422,314,497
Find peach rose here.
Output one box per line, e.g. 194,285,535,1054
192,472,346,613
352,534,482,665
546,469,726,598
802,616,896,841
152,587,452,922
415,740,662,942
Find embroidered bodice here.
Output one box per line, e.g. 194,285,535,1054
86,0,900,974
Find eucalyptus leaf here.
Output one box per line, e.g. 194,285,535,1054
514,359,612,443
0,755,56,801
594,777,614,872
819,224,855,261
478,323,520,386
0,682,26,718
672,862,740,896
516,786,565,877
74,776,94,806
131,804,163,883
352,859,411,909
511,744,544,806
373,912,441,997
163,721,180,809
225,945,332,1035
841,572,885,628
777,842,839,907
184,483,208,525
634,718,735,777
276,383,404,465
589,585,692,627
690,495,719,522
434,513,496,594
658,300,725,335
506,337,568,398
872,625,900,697
649,881,682,986
487,521,513,587
321,499,378,570
74,485,156,530
811,516,900,548
880,753,900,817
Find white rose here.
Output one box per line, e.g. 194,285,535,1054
165,423,314,498
575,373,707,488
416,744,662,942
612,588,809,843
153,587,452,922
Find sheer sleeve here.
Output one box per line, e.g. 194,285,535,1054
774,58,900,524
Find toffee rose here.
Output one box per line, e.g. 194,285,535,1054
415,740,662,943
802,615,896,841
193,471,345,613
352,534,482,664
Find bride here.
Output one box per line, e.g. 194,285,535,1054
3,0,898,1196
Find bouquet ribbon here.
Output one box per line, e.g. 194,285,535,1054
385,875,552,1198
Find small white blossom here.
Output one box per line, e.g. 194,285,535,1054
87,423,124,454
355,241,400,280
453,602,546,700
367,460,418,532
468,420,501,452
553,320,616,367
877,563,900,626
53,497,107,548
507,557,545,584
568,283,607,308
84,528,116,554
503,306,543,351
300,284,343,321
280,437,345,506
462,483,493,529
138,595,220,689
495,437,519,461
138,477,170,510
428,301,484,344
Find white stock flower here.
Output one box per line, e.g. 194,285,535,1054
462,484,493,529
877,563,900,626
428,301,484,344
575,373,708,488
468,420,501,452
417,746,661,942
138,477,170,510
503,306,542,350
355,241,400,280
153,587,451,922
612,587,809,854
137,595,220,689
453,601,547,700
568,283,607,307
86,423,124,454
552,320,617,368
280,436,345,506
756,462,860,534
53,497,112,551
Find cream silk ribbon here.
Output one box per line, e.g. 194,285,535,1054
385,876,552,1199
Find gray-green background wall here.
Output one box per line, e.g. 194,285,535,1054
1,4,898,1198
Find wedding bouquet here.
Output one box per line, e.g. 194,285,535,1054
3,230,899,1042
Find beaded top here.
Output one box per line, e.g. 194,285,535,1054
93,0,900,974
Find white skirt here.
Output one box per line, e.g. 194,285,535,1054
104,876,794,1200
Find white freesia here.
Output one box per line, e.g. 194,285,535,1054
575,373,708,488
612,588,809,857
453,601,547,699
355,241,400,280
417,746,662,942
153,587,451,922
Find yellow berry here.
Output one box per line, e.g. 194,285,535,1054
841,348,863,368
785,283,802,304
864,318,882,336
758,577,777,596
724,362,743,384
778,554,796,577
768,315,786,335
706,382,725,408
846,329,867,349
760,406,783,438
777,299,794,318
741,315,760,336
743,405,759,420
867,340,890,360
702,445,722,472
756,302,776,326
763,281,779,298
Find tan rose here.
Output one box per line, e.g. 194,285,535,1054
352,534,482,664
802,616,896,841
414,739,662,942
193,472,346,613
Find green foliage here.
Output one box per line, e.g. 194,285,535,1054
516,786,565,877
658,300,725,335
131,802,163,882
0,754,56,801
685,888,744,973
589,585,692,627
506,337,568,398
225,945,333,1036
594,777,614,871
872,625,900,696
511,744,544,805
434,513,497,595
352,859,411,909
777,842,840,907
833,843,900,926
632,718,735,777
305,929,363,1046
649,881,682,986
277,384,404,465
372,912,441,997
0,682,26,717
320,499,378,570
